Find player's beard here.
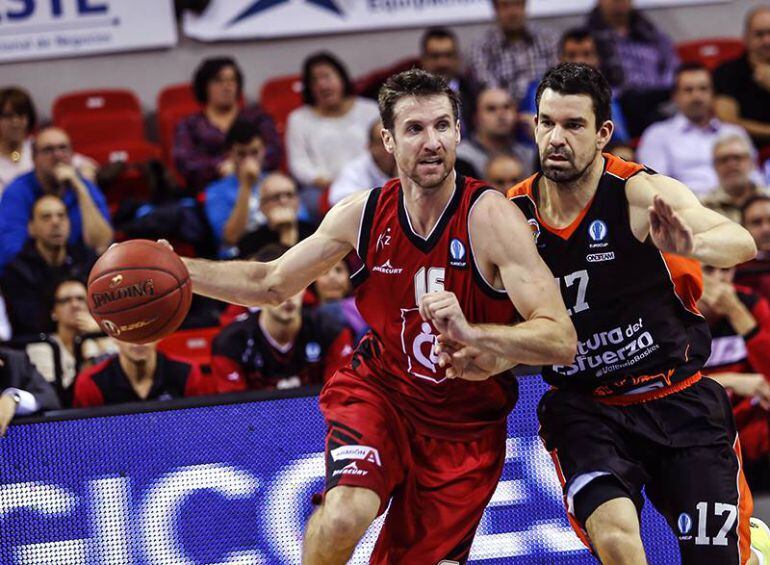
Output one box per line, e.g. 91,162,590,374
541,147,595,185
408,156,454,189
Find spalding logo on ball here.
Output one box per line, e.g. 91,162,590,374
87,240,192,344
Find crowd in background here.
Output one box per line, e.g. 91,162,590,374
4,0,770,489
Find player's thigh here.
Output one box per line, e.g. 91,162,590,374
371,423,508,565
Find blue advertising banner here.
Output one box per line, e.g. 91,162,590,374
0,379,679,564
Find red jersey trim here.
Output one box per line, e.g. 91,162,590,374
595,372,702,406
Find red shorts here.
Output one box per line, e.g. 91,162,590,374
319,366,507,564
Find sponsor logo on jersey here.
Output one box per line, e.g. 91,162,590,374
677,512,693,540
372,259,403,275
305,342,321,362
330,445,382,466
332,461,368,477
376,227,392,251
586,252,615,263
449,237,467,269
527,218,541,244
92,279,155,309
588,220,608,242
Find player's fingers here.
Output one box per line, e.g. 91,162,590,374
648,209,662,233
157,239,174,252
437,351,452,368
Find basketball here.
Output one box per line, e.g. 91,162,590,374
87,240,192,344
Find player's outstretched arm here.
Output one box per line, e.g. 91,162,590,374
179,191,367,306
627,173,757,268
422,191,577,367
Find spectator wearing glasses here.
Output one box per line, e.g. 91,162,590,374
0,347,59,437
703,134,768,223
0,127,111,273
0,87,97,195
735,195,770,303
0,195,96,337
174,57,282,195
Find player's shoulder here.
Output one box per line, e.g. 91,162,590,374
602,153,647,180
507,173,539,200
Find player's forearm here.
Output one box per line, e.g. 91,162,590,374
465,317,577,367
692,222,756,268
182,257,279,307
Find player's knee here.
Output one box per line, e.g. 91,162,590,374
590,521,642,558
321,487,379,544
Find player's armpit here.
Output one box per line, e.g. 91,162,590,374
466,191,577,366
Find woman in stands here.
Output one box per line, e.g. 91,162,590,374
286,51,380,218
314,259,368,343
173,57,282,194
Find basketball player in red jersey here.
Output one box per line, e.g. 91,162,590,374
169,69,576,564
434,62,770,564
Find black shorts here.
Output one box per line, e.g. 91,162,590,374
538,377,754,565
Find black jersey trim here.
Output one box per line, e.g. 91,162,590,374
397,174,465,253
351,186,382,288
468,187,510,299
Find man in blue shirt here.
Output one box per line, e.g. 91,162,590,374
0,127,112,272
519,28,630,144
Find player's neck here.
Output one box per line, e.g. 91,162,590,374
120,355,157,388
260,311,301,348
539,155,604,228
400,170,456,238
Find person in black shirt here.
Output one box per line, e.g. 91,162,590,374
0,194,95,337
714,6,770,146
72,339,212,407
0,346,59,436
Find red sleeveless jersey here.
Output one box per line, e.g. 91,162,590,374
348,174,519,437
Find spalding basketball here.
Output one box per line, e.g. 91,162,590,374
87,240,192,344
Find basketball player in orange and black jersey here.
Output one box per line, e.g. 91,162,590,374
497,63,761,564
172,69,576,564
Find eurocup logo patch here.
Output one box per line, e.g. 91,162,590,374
678,512,693,536
589,220,608,242
527,218,541,244
305,342,321,362
449,238,467,269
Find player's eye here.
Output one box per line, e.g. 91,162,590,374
436,121,449,131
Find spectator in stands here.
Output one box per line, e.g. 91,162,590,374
519,27,630,144
314,259,368,343
699,264,770,489
0,347,59,436
484,153,526,194
0,87,96,195
72,339,211,407
586,0,679,137
735,195,770,303
328,120,396,206
173,57,282,194
703,135,768,223
1,195,96,336
287,51,380,217
456,87,535,179
714,6,770,147
212,244,354,392
420,27,475,134
0,127,111,273
236,173,315,258
637,64,753,197
468,0,558,103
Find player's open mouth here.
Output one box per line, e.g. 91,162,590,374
419,157,442,165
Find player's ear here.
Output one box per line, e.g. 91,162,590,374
597,119,614,151
382,128,395,154
455,119,461,145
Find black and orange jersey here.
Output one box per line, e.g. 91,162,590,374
508,154,711,402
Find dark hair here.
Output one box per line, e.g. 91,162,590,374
301,51,355,106
535,62,612,130
250,243,290,263
0,87,37,133
225,119,263,149
673,61,710,90
49,276,87,314
741,194,770,224
192,57,243,105
378,69,461,131
420,27,457,53
31,193,66,219
559,27,595,54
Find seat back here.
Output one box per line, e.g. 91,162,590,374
676,38,745,70
157,326,220,368
259,74,303,137
53,89,142,124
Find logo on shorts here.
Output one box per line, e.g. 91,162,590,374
589,220,608,242
330,445,381,466
332,461,368,477
678,512,693,539
448,238,467,269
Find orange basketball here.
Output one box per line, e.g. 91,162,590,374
87,240,192,344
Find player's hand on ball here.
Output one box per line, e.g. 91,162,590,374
419,291,475,344
156,239,174,252
649,195,694,256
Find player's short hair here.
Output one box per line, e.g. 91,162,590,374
741,195,770,224
420,27,457,53
378,69,461,132
536,62,612,130
559,27,595,53
0,87,37,133
225,119,263,149
301,51,355,106
192,57,243,105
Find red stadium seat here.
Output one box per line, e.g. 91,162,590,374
676,38,744,70
157,327,221,367
78,140,161,204
60,112,145,151
259,74,303,137
53,89,142,125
